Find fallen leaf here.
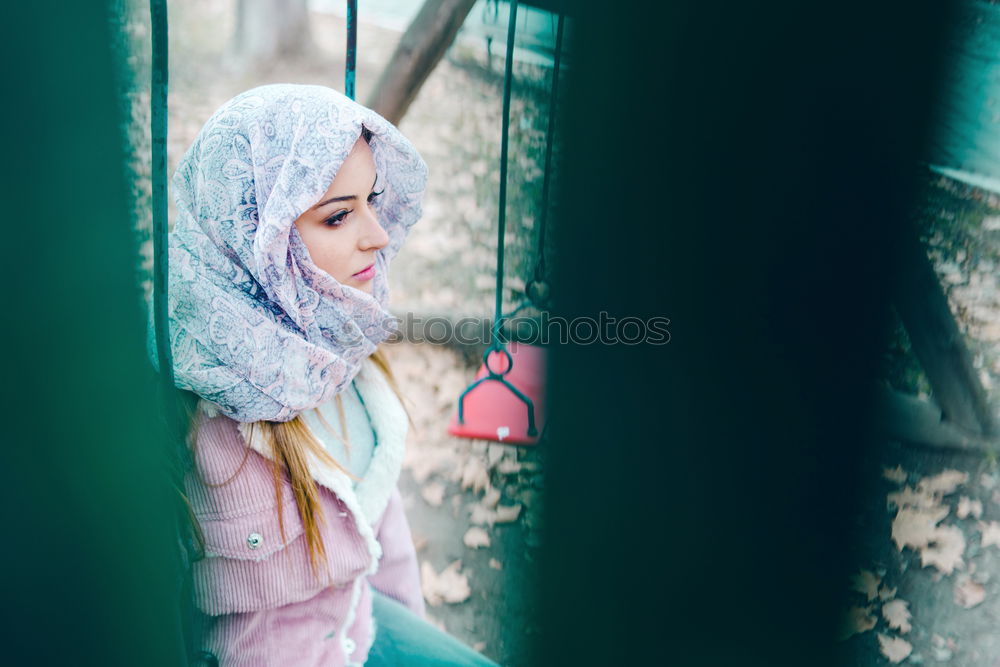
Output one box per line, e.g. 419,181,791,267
463,526,491,549
838,606,876,641
487,444,505,467
878,585,898,601
421,560,471,606
877,634,913,663
850,570,881,602
883,465,907,484
481,487,501,509
917,469,969,496
887,486,939,510
469,503,497,526
979,520,1000,549
920,524,966,575
882,599,912,634
495,504,523,523
489,558,503,570
496,460,522,475
460,457,491,494
892,506,949,551
957,496,983,519
954,575,986,608
420,481,446,508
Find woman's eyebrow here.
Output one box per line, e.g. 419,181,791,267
312,175,380,210
312,194,355,208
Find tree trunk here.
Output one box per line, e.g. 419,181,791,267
367,0,478,125
232,0,314,67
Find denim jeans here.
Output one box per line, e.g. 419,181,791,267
365,591,500,666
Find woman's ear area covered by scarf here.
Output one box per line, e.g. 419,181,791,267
157,83,427,423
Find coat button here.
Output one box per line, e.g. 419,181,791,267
344,638,356,654
247,532,263,550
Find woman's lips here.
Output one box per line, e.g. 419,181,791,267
352,263,376,281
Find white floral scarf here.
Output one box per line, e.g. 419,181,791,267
151,84,426,423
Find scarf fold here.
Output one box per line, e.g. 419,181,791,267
149,84,426,423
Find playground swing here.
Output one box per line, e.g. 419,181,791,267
447,0,564,446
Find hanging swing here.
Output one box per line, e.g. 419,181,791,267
447,1,564,446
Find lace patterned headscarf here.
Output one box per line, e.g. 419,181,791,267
152,84,426,423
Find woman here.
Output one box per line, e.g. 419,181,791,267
162,83,497,666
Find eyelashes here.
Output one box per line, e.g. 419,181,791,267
322,188,385,228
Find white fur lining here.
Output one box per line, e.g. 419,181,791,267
200,358,406,546
227,357,407,537
340,575,366,663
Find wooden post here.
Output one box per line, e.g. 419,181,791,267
894,232,997,436
367,0,478,125
873,383,996,453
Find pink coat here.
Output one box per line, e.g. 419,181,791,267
184,360,424,666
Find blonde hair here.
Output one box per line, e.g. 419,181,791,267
187,347,408,576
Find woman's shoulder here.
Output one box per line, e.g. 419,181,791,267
185,407,277,518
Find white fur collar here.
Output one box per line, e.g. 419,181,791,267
199,358,408,562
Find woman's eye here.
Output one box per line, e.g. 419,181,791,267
323,210,350,227
367,188,385,205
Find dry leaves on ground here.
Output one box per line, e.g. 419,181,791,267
917,470,969,496
421,481,446,508
953,575,986,609
919,524,966,575
481,487,501,509
459,457,491,495
891,505,949,551
978,520,1000,549
881,599,912,634
421,560,472,606
469,502,498,526
887,486,938,511
957,495,983,519
850,570,881,602
877,633,913,663
463,526,491,549
883,466,907,484
495,504,523,524
838,606,877,641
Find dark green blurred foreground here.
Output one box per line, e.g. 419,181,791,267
0,1,961,665
0,2,186,665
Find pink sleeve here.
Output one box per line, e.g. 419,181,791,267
368,486,426,617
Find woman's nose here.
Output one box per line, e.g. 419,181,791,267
358,206,389,251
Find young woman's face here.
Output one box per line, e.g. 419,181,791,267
293,136,388,293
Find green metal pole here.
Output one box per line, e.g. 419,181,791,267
346,0,357,99
493,0,518,349
151,0,173,385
